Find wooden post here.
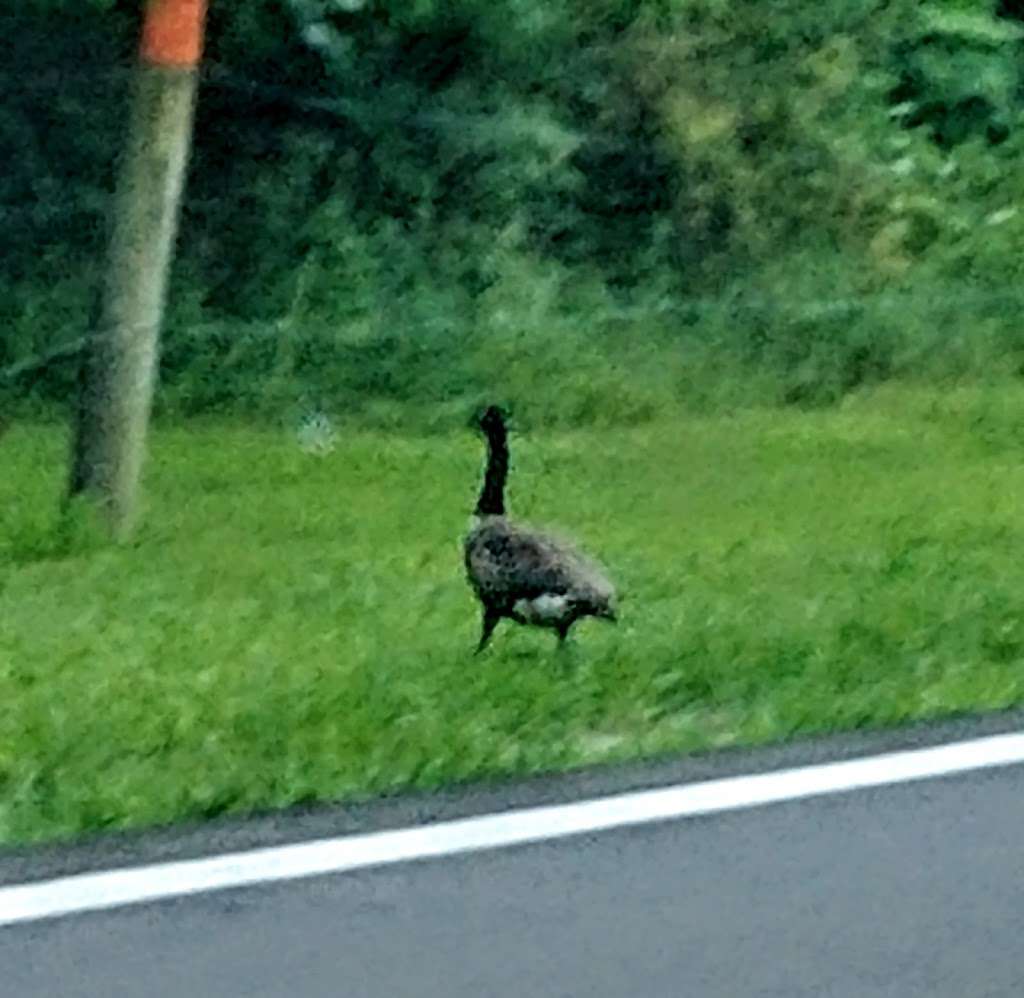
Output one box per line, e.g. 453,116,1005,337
68,0,208,537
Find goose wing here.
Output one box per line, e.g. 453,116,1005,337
466,519,613,604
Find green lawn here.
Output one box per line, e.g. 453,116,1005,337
4,383,1024,847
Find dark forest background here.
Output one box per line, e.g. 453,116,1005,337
6,0,1024,429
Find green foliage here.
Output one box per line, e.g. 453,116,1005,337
6,392,1024,844
5,0,1024,423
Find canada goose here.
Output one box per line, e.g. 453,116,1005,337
464,405,617,653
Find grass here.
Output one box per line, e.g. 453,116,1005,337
4,382,1024,848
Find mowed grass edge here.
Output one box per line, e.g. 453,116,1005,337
4,383,1024,847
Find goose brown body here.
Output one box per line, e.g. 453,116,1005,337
464,406,617,652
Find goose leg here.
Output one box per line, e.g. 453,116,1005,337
475,606,501,654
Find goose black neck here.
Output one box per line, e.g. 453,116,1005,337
476,421,508,516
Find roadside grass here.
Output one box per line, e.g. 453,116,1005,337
4,382,1024,847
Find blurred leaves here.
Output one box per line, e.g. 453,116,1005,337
6,0,1024,420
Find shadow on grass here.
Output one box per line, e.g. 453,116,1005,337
1,496,111,567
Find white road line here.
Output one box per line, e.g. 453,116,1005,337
3,730,1024,928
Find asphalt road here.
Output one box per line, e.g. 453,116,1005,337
5,752,1024,997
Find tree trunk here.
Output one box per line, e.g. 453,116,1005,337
68,64,198,538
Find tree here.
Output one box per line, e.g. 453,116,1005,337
68,0,208,537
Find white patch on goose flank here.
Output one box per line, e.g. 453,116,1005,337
514,594,570,624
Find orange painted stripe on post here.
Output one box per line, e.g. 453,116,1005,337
140,0,208,68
